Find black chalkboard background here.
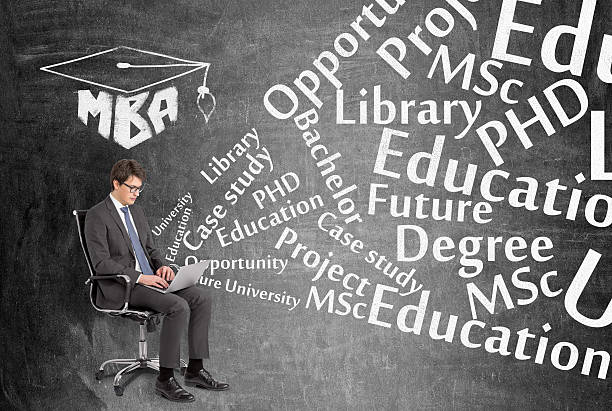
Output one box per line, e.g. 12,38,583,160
2,0,612,409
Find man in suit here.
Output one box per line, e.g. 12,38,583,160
85,159,228,402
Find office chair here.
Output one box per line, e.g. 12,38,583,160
73,209,186,396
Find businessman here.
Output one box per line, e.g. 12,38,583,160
85,159,228,402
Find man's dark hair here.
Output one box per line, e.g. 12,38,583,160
110,159,146,190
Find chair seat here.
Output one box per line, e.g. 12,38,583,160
110,308,161,322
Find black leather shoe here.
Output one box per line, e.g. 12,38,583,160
184,368,229,391
155,377,195,402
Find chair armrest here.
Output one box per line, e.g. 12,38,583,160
86,274,132,314
86,274,131,284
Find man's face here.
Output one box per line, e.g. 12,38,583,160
112,175,142,206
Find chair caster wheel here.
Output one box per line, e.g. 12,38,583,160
95,370,104,380
114,385,124,396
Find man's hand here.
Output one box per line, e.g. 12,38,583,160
138,274,169,289
156,266,175,282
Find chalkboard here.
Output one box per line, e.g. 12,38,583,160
2,0,612,409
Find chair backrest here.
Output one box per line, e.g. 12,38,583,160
73,210,95,275
73,209,99,305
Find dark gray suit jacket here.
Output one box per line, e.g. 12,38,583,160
84,196,165,308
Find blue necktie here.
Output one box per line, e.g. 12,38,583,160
120,206,154,275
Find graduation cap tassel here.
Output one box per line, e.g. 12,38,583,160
196,81,216,123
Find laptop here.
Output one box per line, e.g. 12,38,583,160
141,260,209,294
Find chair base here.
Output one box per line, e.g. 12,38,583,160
95,320,187,396
96,357,188,396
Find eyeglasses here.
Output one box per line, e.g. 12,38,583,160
122,183,145,193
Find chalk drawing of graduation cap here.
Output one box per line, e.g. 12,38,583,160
41,46,215,149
